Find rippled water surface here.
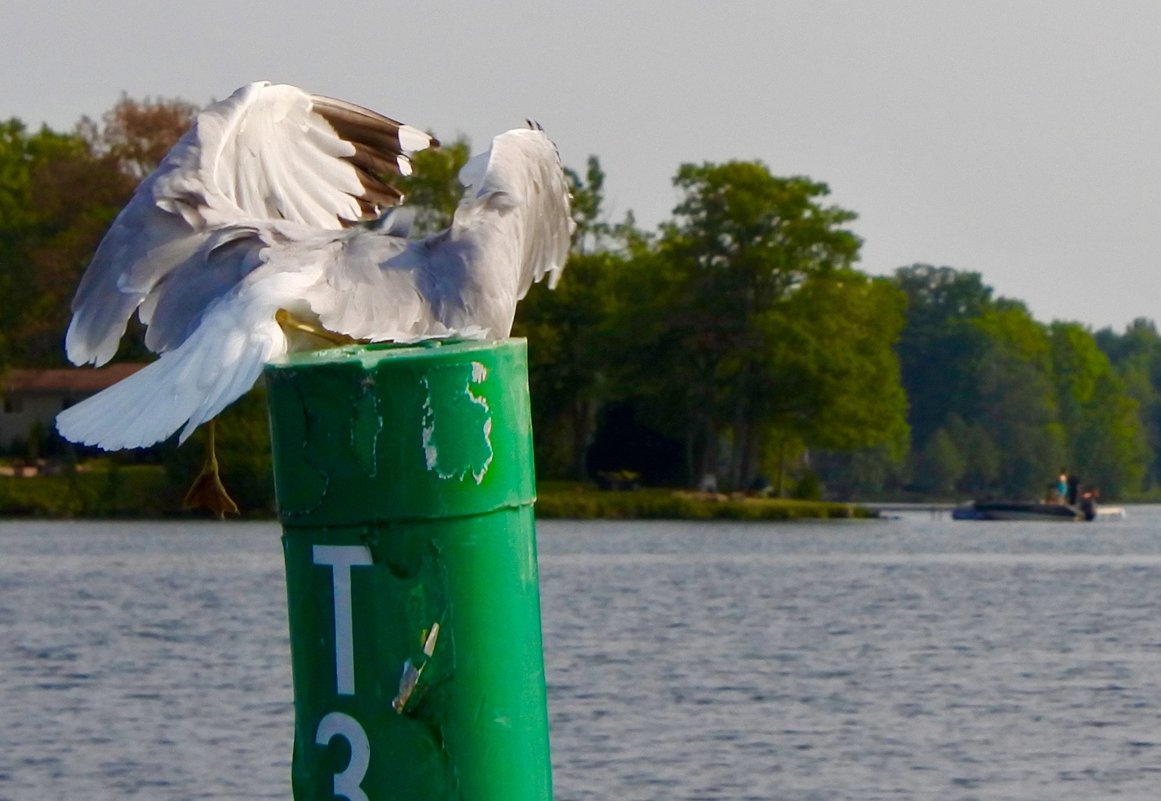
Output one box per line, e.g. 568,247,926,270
4,509,1161,799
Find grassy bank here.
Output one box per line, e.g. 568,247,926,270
0,464,177,518
535,482,875,520
0,468,875,521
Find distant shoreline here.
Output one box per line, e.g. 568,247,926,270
534,484,875,521
0,471,875,521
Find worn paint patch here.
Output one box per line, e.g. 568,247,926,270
392,622,441,714
420,361,494,483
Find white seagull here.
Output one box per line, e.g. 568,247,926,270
56,82,573,460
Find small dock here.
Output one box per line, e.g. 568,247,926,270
864,503,958,519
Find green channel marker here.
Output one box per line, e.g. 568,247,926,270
265,339,552,801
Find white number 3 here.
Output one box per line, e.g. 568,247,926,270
315,711,371,801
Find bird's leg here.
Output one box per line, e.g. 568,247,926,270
275,308,365,347
183,419,239,519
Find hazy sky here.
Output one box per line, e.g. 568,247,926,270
5,1,1161,331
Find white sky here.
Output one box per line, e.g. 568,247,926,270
5,1,1161,331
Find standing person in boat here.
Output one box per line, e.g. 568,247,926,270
1066,473,1081,506
1080,487,1099,521
1056,471,1069,503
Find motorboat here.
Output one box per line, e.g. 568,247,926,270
952,500,1088,522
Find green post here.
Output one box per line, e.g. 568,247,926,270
264,339,552,801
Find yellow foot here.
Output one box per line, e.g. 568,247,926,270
183,468,240,519
275,309,365,347
182,420,239,519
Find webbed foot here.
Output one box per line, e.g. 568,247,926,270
183,420,239,519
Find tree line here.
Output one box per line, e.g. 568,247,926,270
1,94,1158,505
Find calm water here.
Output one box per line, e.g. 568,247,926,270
3,509,1161,799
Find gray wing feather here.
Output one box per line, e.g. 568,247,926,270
141,226,271,353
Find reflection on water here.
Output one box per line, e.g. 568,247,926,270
3,511,1161,799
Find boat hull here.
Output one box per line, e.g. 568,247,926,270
954,501,1084,522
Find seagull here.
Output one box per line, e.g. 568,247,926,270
55,81,573,513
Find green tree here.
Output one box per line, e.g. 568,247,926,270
611,160,901,491
665,162,864,489
752,271,909,493
812,444,908,499
941,414,1002,495
892,264,994,450
973,304,1064,497
516,250,620,478
913,427,966,496
514,157,627,479
1050,321,1147,497
774,272,909,451
0,120,133,366
596,243,696,481
0,97,195,368
1095,318,1161,491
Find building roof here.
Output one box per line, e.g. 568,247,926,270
3,364,148,395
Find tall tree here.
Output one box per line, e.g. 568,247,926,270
941,414,1002,495
1095,319,1161,490
768,272,909,452
0,120,133,365
972,304,1064,497
515,157,626,478
516,250,620,478
1051,322,1148,496
612,160,891,490
77,93,198,180
0,96,195,367
749,271,910,492
892,264,994,449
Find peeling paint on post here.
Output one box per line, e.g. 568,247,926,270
264,339,551,801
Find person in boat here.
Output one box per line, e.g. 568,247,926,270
1079,487,1099,521
1056,471,1069,503
1066,473,1080,505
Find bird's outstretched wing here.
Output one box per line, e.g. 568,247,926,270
64,81,436,367
57,102,571,452
450,126,574,298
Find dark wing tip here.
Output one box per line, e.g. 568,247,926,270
311,94,435,217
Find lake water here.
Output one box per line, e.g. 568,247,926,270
3,509,1161,800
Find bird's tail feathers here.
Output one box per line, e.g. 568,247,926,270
56,311,284,450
